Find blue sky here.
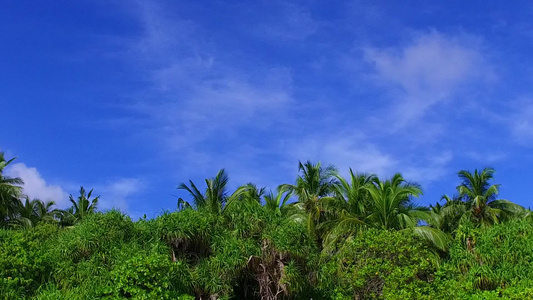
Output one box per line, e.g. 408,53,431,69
3,0,533,218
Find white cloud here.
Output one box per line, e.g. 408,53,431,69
5,163,69,207
364,30,493,127
4,163,144,213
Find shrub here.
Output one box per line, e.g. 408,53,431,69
318,229,439,299
102,252,193,299
0,223,58,299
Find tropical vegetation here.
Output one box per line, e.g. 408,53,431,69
1,151,533,299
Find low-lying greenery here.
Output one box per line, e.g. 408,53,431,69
1,151,533,299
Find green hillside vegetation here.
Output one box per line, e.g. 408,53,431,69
1,151,533,299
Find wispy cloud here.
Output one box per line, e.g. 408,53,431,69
97,178,144,213
254,3,318,40
509,99,533,145
143,65,293,148
106,4,485,193
363,30,493,128
402,151,453,185
466,151,507,163
115,1,297,180
287,131,455,185
288,132,397,176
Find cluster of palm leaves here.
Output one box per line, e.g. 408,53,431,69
3,149,533,299
0,152,24,226
2,147,527,250
0,152,100,228
430,168,526,229
178,161,527,254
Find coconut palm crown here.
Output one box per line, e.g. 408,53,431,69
0,152,24,226
456,167,523,225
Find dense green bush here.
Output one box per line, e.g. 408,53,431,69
431,219,533,299
317,229,439,299
46,210,135,294
55,210,135,261
103,252,192,299
2,207,533,299
0,223,58,299
5,152,532,299
259,219,319,299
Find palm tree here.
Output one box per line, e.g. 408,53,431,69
0,152,23,226
64,186,99,224
177,169,249,214
331,169,376,218
10,197,60,228
320,170,375,250
426,195,467,234
241,183,266,204
364,173,424,230
11,196,38,228
456,168,522,225
364,173,450,251
263,185,293,217
178,169,227,213
34,199,62,223
281,161,338,243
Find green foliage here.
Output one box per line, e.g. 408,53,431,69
0,151,23,227
243,219,318,299
223,196,268,240
10,197,62,228
438,219,533,296
453,168,524,226
55,210,134,264
103,253,192,299
1,152,533,299
194,235,257,298
178,168,250,215
0,223,58,299
364,173,424,230
263,218,317,258
263,185,293,217
155,207,260,298
43,210,136,299
62,186,99,225
282,160,338,241
0,204,532,299
155,209,217,264
318,229,439,299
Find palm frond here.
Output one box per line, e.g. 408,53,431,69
412,226,451,252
